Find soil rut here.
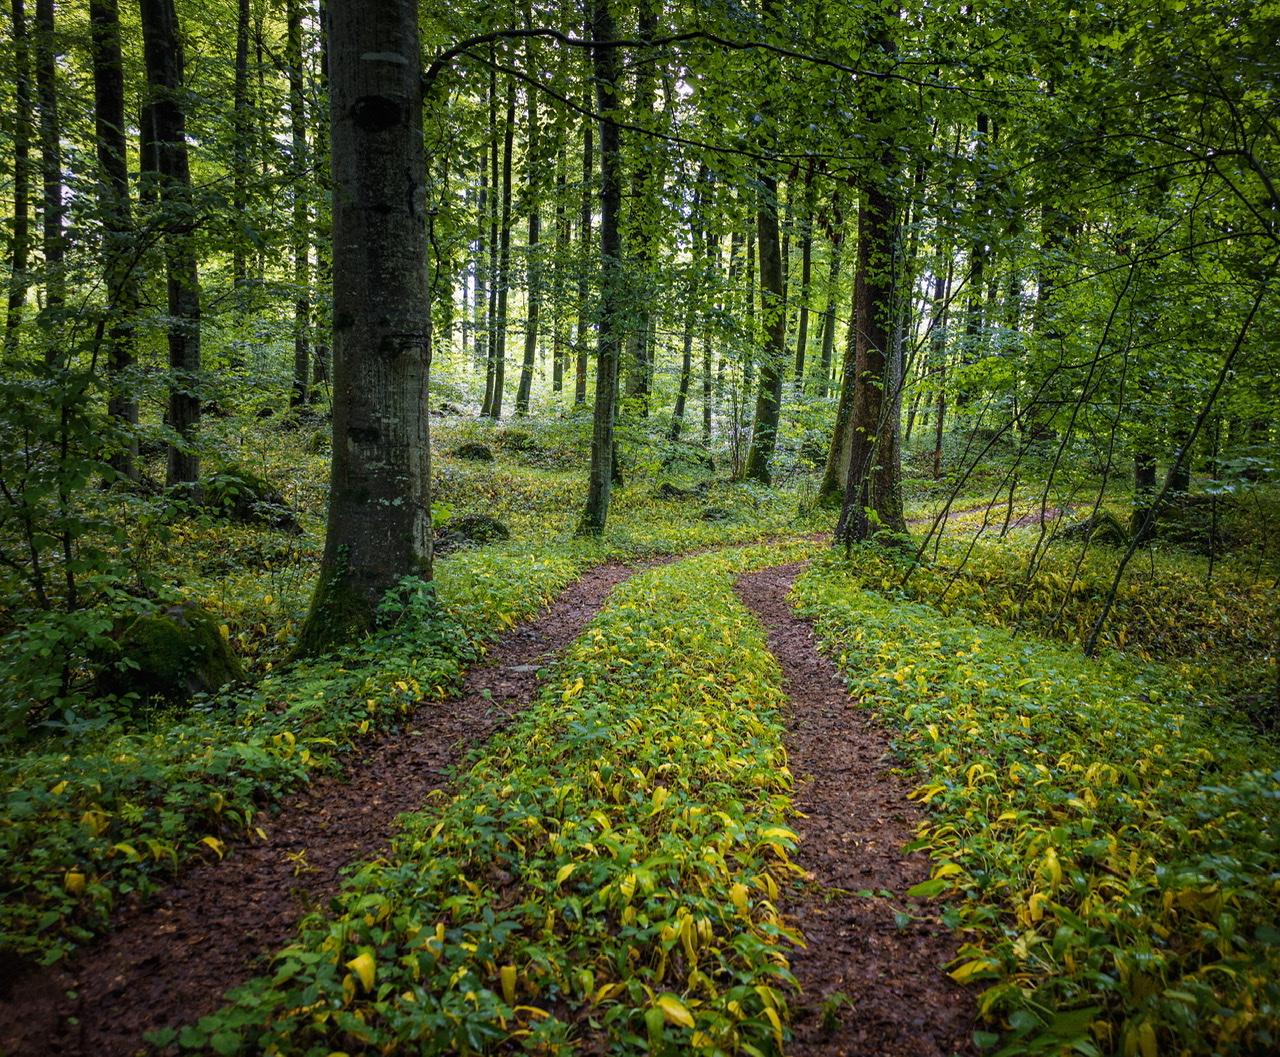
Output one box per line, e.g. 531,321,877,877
736,564,976,1057
0,562,638,1057
2,554,978,1056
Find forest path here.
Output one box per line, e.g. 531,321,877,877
2,548,977,1057
736,565,976,1056
0,561,643,1057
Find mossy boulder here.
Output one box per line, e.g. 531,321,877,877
453,442,494,462
1055,510,1130,547
436,513,510,552
202,465,301,533
98,603,244,707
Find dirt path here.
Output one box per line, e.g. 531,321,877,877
0,562,640,1057
736,564,976,1056
2,553,979,1056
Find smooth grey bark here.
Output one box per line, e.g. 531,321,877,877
578,0,623,535
551,151,568,392
139,0,202,491
90,0,140,479
516,59,541,415
296,0,431,655
816,202,845,398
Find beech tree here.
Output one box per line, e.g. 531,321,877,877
295,0,432,655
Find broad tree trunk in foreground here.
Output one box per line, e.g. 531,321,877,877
296,0,431,655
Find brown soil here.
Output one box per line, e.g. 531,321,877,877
736,564,976,1057
0,562,639,1057
1,552,979,1057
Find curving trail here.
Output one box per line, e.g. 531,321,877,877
0,562,641,1057
1,552,978,1056
737,563,976,1057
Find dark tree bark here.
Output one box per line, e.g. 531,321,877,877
834,9,908,546
34,0,65,353
296,0,431,655
515,54,542,415
231,0,251,298
90,0,140,479
4,0,32,358
578,0,623,535
816,201,845,398
744,173,786,484
139,0,202,491
287,0,311,408
311,0,332,395
622,0,660,414
489,81,516,419
574,85,593,406
551,150,568,392
834,184,908,544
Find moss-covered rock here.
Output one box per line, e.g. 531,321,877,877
436,513,510,553
452,442,494,462
98,603,244,707
202,465,301,533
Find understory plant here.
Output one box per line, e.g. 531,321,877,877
793,551,1280,1057
156,541,821,1056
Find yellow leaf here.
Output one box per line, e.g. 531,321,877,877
949,958,1001,984
657,993,694,1028
50,781,68,795
729,882,750,912
500,964,517,1005
200,836,225,859
345,951,376,992
555,863,576,885
64,870,86,896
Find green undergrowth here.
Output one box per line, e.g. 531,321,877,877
156,541,822,1057
0,546,587,964
849,527,1278,710
793,552,1280,1057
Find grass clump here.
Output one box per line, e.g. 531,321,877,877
792,552,1280,1057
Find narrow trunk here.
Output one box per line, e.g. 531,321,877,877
35,0,65,353
551,150,568,392
744,173,786,484
515,70,541,415
287,0,311,408
4,0,32,357
231,0,250,298
816,209,844,398
90,0,140,479
574,90,593,406
140,0,202,491
579,0,622,535
490,82,516,419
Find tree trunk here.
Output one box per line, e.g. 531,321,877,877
4,0,32,358
311,0,332,396
139,0,202,492
574,86,593,406
816,207,844,398
296,0,431,655
551,150,568,392
834,185,907,543
287,0,311,408
489,82,516,419
793,172,815,388
744,174,785,484
515,61,541,415
578,0,623,535
90,0,140,479
231,0,251,299
670,164,708,442
34,0,64,355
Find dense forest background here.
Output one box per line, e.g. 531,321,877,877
1,2,1279,1053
